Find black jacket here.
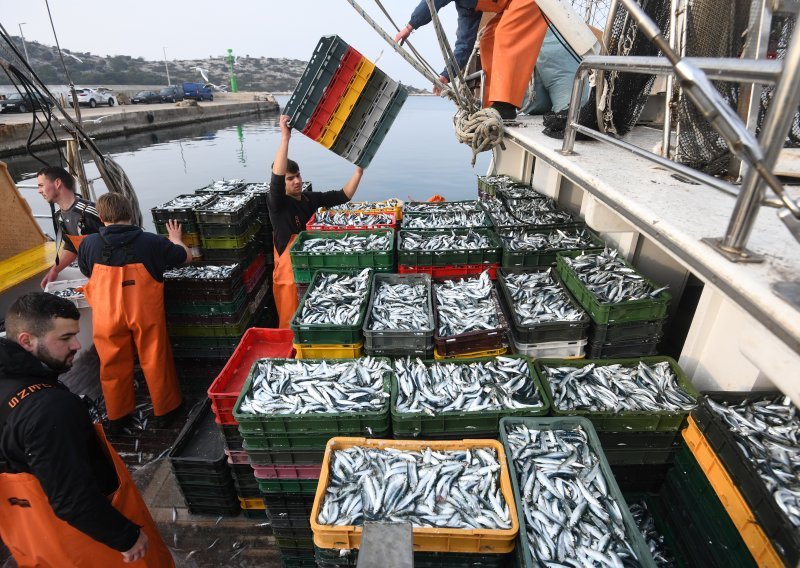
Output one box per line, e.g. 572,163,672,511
0,338,140,551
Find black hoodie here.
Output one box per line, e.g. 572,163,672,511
0,338,140,552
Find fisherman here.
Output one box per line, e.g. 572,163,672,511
78,193,189,433
0,292,173,566
269,114,364,328
396,0,548,120
37,165,104,289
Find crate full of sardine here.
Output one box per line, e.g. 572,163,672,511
398,229,503,268
498,225,605,269
310,437,519,552
289,229,395,284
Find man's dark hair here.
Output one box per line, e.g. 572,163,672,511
5,293,80,341
37,166,76,192
286,159,300,174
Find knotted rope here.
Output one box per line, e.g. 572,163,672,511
454,107,506,166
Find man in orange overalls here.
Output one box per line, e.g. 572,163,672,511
0,292,173,566
269,115,364,328
78,193,190,433
396,0,548,120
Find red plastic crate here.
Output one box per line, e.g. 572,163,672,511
243,253,267,293
398,263,499,280
302,47,363,141
305,211,397,231
251,464,322,480
225,449,251,465
207,328,295,424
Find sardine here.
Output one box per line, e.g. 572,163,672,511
402,211,489,229
299,232,391,254
499,227,598,253
164,264,238,280
324,199,402,212
366,281,430,332
200,194,252,213
404,201,483,214
434,272,500,337
156,194,215,210
504,271,586,325
312,211,394,228
400,230,493,251
298,269,372,326
564,249,668,303
628,497,675,567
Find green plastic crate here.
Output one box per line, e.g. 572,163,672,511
499,416,656,568
555,252,671,324
240,427,391,450
499,225,606,268
165,287,248,317
200,221,261,250
623,493,691,568
257,478,319,494
170,335,243,349
232,357,392,435
535,356,699,432
398,228,502,267
289,229,395,284
390,356,549,437
167,306,252,337
290,269,373,344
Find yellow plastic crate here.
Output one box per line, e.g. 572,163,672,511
318,58,376,148
434,346,508,361
294,342,364,360
682,416,783,568
238,496,266,510
311,437,518,553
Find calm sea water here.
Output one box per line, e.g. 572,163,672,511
8,95,491,233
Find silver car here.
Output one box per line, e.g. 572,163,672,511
67,87,117,108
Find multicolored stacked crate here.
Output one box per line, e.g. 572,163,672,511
285,35,407,167
151,193,216,261
195,191,260,266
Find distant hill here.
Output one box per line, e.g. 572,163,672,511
0,37,427,94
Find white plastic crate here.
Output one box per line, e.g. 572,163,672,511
511,336,587,359
45,278,89,309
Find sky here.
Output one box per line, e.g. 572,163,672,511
2,0,461,90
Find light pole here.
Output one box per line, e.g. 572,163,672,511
163,46,171,86
18,23,30,65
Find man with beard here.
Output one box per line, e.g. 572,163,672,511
0,293,173,566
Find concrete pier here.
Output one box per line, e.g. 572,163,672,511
0,92,280,157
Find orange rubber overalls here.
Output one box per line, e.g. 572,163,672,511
83,237,182,420
273,234,299,329
476,0,548,108
0,397,173,567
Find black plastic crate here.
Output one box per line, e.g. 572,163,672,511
219,423,245,452
586,336,662,359
169,400,230,476
152,193,217,224
610,463,671,493
243,446,325,466
271,525,314,540
589,318,667,344
178,478,238,500
261,491,315,512
267,511,311,529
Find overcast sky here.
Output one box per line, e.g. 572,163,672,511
3,1,462,89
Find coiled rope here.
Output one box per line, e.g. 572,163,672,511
454,107,505,165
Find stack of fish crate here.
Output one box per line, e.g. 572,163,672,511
431,272,509,360
195,192,260,266
285,35,408,168
151,193,216,261
168,400,240,516
477,174,522,201
534,356,699,467
362,273,434,358
398,201,502,280
232,357,393,566
497,268,591,358
500,417,657,567
555,249,671,357
233,182,273,260
289,268,374,359
206,328,295,518
497,224,605,271
164,263,251,393
675,392,799,567
481,189,576,239
311,437,518,567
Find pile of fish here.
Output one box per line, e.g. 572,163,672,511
628,497,675,566
478,174,514,189
158,194,215,210
497,186,546,202
402,211,489,229
366,281,430,331
504,272,586,325
299,232,391,254
706,396,800,528
199,179,245,193
505,424,642,566
543,361,696,413
237,357,391,415
434,272,500,337
400,230,493,251
313,211,395,227
317,445,511,529
324,198,401,212
51,287,84,301
500,227,598,252
483,198,573,227
200,194,252,213
563,250,668,303
404,201,483,214
239,182,270,195
298,269,371,326
164,264,238,280
394,356,544,414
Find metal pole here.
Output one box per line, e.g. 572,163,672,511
163,47,171,86
661,0,679,158
560,67,590,154
18,23,30,64
721,16,800,251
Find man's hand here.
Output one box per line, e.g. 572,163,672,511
165,220,183,242
121,529,148,563
433,75,449,96
40,266,60,290
395,24,413,46
279,114,292,139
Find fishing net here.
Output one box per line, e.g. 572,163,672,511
758,16,800,147
577,0,672,136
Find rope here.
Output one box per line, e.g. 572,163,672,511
454,107,506,166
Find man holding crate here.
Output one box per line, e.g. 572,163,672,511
269,115,364,328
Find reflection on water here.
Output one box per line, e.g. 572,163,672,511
6,96,491,233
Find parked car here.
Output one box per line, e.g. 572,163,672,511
67,87,116,108
0,92,54,113
182,82,214,102
131,90,162,105
159,85,184,103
